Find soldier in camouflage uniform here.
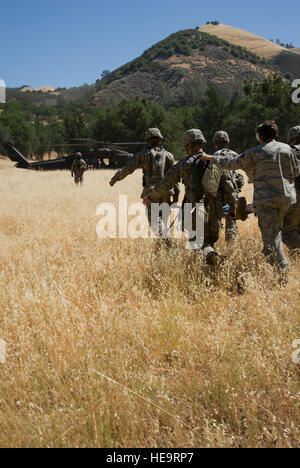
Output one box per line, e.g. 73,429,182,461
212,131,244,242
71,153,87,185
201,121,300,276
282,126,300,252
109,128,179,235
144,129,229,265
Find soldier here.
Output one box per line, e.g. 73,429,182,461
109,128,179,236
144,129,227,265
71,153,87,185
282,126,300,252
201,121,300,278
212,131,244,242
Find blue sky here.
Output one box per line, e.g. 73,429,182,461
0,0,299,89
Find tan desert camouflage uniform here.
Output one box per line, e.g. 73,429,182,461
71,158,87,185
110,146,179,201
212,140,300,273
147,151,235,259
213,148,244,242
110,145,179,234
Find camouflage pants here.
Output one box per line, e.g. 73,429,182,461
256,205,289,274
74,171,84,185
209,200,238,244
146,204,163,237
205,201,220,247
225,218,238,242
146,203,174,242
184,201,216,261
282,199,300,252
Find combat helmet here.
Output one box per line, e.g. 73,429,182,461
184,129,207,146
75,152,82,160
288,126,300,142
144,128,163,141
213,131,230,144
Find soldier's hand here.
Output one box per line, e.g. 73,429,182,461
109,179,116,187
143,197,151,206
228,209,237,220
201,153,213,161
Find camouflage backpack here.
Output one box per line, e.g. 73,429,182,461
187,154,207,202
201,161,223,200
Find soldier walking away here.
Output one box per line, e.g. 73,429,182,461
212,131,244,243
144,129,224,266
109,128,179,237
282,126,300,252
201,121,300,280
71,153,87,185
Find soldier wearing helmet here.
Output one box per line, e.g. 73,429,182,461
109,128,179,235
212,131,244,243
201,120,300,279
71,152,87,185
282,126,300,252
144,129,226,264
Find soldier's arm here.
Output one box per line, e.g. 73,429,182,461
147,161,183,203
110,152,143,186
291,147,300,177
203,149,255,175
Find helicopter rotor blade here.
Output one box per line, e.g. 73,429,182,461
70,138,106,145
70,138,144,146
39,143,89,148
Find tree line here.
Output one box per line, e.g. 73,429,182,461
1,76,300,160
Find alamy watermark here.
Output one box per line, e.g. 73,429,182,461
96,195,205,250
0,79,6,104
292,79,300,104
292,340,300,364
0,339,6,364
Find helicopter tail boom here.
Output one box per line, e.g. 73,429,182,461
2,142,30,169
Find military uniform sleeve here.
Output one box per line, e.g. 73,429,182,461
148,161,183,203
111,152,144,183
291,147,300,177
213,149,255,176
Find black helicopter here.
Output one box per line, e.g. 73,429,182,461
1,139,143,171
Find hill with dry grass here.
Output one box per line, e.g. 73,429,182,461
198,24,300,79
91,28,282,107
7,26,297,108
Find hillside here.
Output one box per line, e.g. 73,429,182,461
20,86,57,93
6,84,96,107
198,24,300,79
6,26,299,108
92,29,280,107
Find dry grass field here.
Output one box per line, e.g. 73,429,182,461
198,24,297,60
0,163,299,448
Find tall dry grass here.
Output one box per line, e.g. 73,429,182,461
0,165,299,448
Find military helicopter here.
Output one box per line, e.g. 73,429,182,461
1,139,143,171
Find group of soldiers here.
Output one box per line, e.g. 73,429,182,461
108,122,300,280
